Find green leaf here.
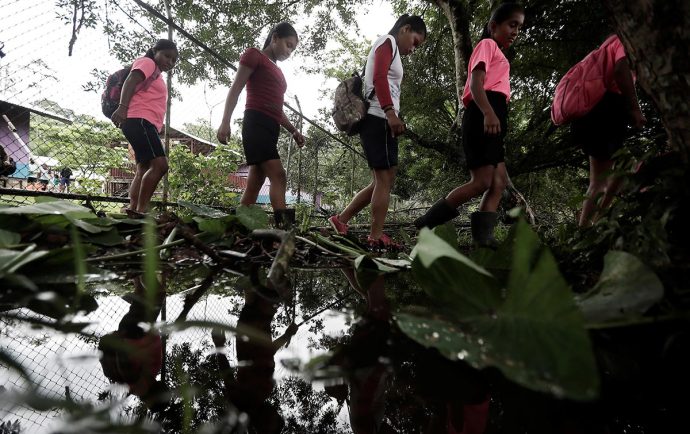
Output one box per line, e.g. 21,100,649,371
83,228,125,246
577,250,664,323
66,216,113,234
0,200,93,218
193,216,236,235
0,229,21,247
432,223,458,248
236,205,269,230
401,220,599,401
0,245,49,274
410,228,500,317
178,200,228,218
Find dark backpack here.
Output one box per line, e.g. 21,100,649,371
101,67,132,119
60,167,72,178
101,65,158,119
332,46,398,136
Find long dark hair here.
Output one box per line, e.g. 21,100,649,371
480,2,524,40
145,38,178,59
388,14,427,38
262,22,299,50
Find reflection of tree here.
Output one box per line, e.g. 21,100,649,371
154,342,231,433
275,376,348,433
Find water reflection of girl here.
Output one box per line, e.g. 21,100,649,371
98,276,167,409
212,285,297,434
329,268,490,434
332,268,395,434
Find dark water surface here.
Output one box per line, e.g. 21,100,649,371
2,264,467,433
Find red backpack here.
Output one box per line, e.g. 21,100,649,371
551,36,619,126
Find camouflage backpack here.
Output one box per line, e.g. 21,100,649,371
331,72,370,136
331,46,398,136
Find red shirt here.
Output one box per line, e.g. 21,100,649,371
239,48,287,123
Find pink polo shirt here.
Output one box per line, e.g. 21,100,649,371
127,57,167,131
461,38,511,108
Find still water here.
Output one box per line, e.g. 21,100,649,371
2,264,461,433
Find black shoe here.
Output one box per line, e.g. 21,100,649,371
470,211,498,249
414,198,460,229
274,208,296,230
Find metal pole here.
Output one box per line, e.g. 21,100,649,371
161,0,173,208
294,96,303,204
313,140,319,206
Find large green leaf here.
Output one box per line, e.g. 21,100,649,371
0,245,49,274
193,215,237,235
178,200,229,218
410,228,501,317
0,229,21,247
83,228,125,246
0,200,93,218
400,220,599,401
236,205,269,231
577,250,664,323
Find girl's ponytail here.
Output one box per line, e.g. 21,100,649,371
145,38,178,59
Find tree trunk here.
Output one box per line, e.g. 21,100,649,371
434,0,474,117
405,1,476,161
603,0,690,164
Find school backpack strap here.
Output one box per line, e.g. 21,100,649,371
101,65,160,119
365,42,399,101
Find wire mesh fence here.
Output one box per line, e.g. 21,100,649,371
0,0,421,225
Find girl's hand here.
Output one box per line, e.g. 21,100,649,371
292,130,305,147
111,107,127,128
216,124,231,144
386,111,406,137
630,108,647,130
484,110,501,136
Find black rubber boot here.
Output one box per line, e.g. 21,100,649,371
414,198,460,229
470,211,499,249
274,208,296,230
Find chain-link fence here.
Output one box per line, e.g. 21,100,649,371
0,0,424,224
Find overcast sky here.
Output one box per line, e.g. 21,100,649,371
0,0,397,135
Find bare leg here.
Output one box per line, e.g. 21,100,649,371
339,177,375,223
445,165,495,208
241,164,266,206
129,161,149,211
259,159,287,211
478,163,509,212
579,157,614,227
136,156,168,212
596,173,623,217
369,166,397,239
